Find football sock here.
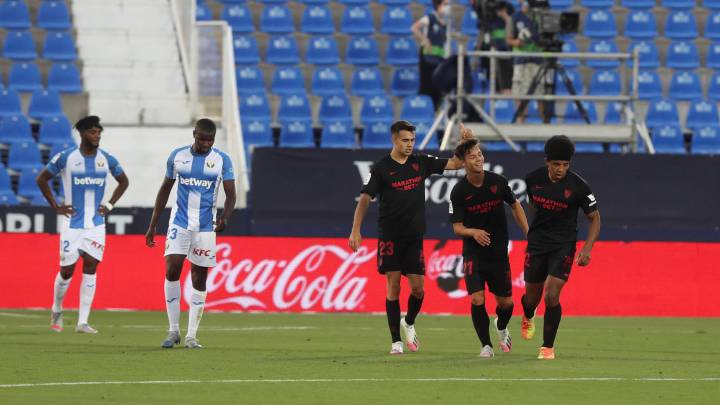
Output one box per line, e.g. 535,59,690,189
164,279,181,333
496,303,514,330
542,304,562,348
521,294,536,319
386,299,401,343
405,293,424,326
77,273,96,325
187,288,207,339
52,272,71,313
471,304,492,347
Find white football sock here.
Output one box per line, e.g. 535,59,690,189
52,272,72,313
186,288,207,339
164,279,181,332
77,273,97,325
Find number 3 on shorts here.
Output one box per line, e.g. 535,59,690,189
168,228,177,240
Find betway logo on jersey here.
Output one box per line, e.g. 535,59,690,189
178,176,214,189
73,177,105,186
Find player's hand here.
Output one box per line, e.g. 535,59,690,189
458,123,474,141
214,217,227,232
55,205,75,217
348,231,362,252
145,228,156,248
472,229,491,246
576,248,591,266
97,205,110,217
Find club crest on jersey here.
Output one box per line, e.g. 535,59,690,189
97,161,105,167
490,185,497,194
411,163,419,172
564,189,573,198
206,161,215,168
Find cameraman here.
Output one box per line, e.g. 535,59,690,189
412,0,450,110
472,1,513,95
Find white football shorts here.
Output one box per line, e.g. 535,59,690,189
164,225,217,267
59,225,106,266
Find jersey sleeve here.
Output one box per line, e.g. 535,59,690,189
420,154,449,177
221,153,235,181
578,179,598,214
45,151,67,176
501,176,517,205
165,153,176,179
106,152,124,177
360,165,381,198
449,185,465,223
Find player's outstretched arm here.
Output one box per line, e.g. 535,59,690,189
510,201,529,237
214,179,236,232
145,177,175,247
35,169,73,216
99,172,129,217
444,123,475,170
577,210,601,266
349,193,372,252
452,222,491,246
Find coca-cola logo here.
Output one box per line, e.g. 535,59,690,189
183,243,374,311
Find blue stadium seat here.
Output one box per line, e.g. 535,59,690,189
564,101,598,124
555,69,584,95
48,63,83,93
0,89,22,117
636,70,663,100
581,0,614,8
706,41,720,69
414,121,438,149
306,36,340,65
278,94,312,123
361,94,394,124
704,12,720,40
0,114,32,144
385,36,418,65
662,0,695,9
49,141,73,158
652,125,686,154
222,4,253,33
706,0,720,9
17,167,43,200
0,164,19,206
8,62,42,93
242,120,274,147
341,6,374,36
280,120,315,148
38,115,73,146
645,99,680,128
575,142,605,153
339,0,370,5
624,10,657,40
38,1,72,30
321,120,356,148
43,31,77,61
362,121,392,148
604,101,626,124
390,67,419,97
258,0,287,4
236,65,265,96
260,5,294,34
233,35,260,64
0,0,31,29
686,99,719,130
319,94,352,124
196,3,212,21
586,39,620,69
299,0,330,5
381,7,413,36
300,5,334,35
666,41,699,70
629,41,660,69
3,30,36,61
668,71,702,101
378,0,412,5
561,40,579,68
487,99,515,123
691,126,720,154
609,135,647,154
271,66,305,96
621,0,656,9
481,141,513,152
346,36,380,65
400,95,434,123
351,67,384,96
311,66,345,96
708,73,720,101
524,101,544,124
664,11,698,40
28,89,63,120
526,142,545,152
589,70,621,95
461,8,479,36
266,35,300,65
583,10,617,39
240,93,271,120
7,140,41,171
472,69,487,94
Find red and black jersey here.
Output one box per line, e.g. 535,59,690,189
449,172,517,258
361,153,448,239
525,167,598,253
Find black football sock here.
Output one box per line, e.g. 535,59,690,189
495,303,514,330
542,304,562,348
521,294,536,319
471,304,492,347
386,299,401,343
405,293,424,326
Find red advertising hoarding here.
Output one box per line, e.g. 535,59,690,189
1,233,718,317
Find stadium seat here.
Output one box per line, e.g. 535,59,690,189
7,140,42,171
472,69,487,94
691,126,720,154
645,99,680,128
311,66,345,96
555,69,584,95
222,4,253,33
589,70,621,95
381,7,413,36
664,11,698,40
526,141,545,152
581,0,614,8
604,101,627,124
306,36,340,65
341,6,374,36
400,95,434,124
8,62,42,93
524,101,543,124
38,115,73,146
266,35,300,65
385,36,419,66
351,67,384,96
623,10,657,40
0,0,31,29
662,0,695,9
414,121,438,149
236,65,265,96
319,94,352,124
196,3,212,21
49,141,73,158
707,73,720,101
629,41,660,69
461,8,479,36
705,0,720,9
47,63,83,93
378,0,412,5
583,10,617,39
586,40,620,69
0,164,19,206
668,71,702,101
564,101,598,124
278,94,312,123
346,36,380,65
339,0,370,5
575,142,605,153
242,120,274,147
686,99,719,130
240,93,271,121
0,114,32,144
390,67,419,97
321,120,356,148
43,31,77,61
651,125,686,154
621,0,656,9
361,94,394,124
706,42,720,69
560,40,579,68
3,30,37,61
28,89,63,120
300,5,334,35
17,167,43,200
487,99,515,124
233,35,260,65
280,120,315,148
271,66,305,96
666,41,699,70
38,1,72,30
0,89,22,117
704,12,720,40
481,141,513,152
362,121,392,148
260,5,294,34
636,70,663,100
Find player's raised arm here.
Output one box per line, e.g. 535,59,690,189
349,192,372,251
215,179,236,232
145,177,176,247
577,210,601,266
444,123,475,170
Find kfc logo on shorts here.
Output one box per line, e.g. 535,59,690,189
90,241,105,251
564,189,573,199
490,185,497,194
412,163,419,172
193,248,211,257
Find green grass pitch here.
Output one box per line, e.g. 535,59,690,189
0,310,718,404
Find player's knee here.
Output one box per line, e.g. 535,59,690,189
471,292,485,306
410,286,424,298
497,296,514,309
544,291,560,307
82,259,98,274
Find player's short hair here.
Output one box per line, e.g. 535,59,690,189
390,120,416,137
544,135,575,161
74,116,102,133
454,138,480,160
432,0,443,9
195,118,217,136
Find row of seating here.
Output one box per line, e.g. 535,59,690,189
0,62,81,93
0,88,66,120
0,164,53,205
583,9,720,39
0,1,72,31
0,114,73,145
562,39,709,70
0,30,77,61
